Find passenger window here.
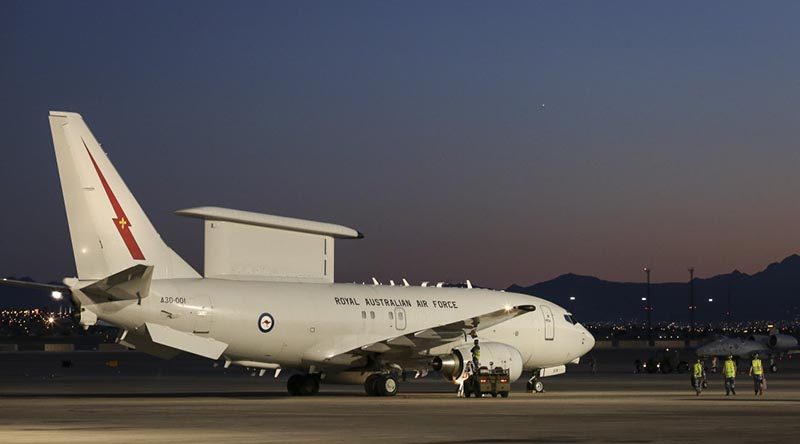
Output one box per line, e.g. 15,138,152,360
389,312,394,320
361,311,366,319
370,311,375,319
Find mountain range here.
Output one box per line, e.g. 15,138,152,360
508,254,800,322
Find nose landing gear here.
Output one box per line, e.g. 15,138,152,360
527,375,545,393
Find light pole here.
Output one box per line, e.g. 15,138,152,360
688,267,695,345
644,267,652,347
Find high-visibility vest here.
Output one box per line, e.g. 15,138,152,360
751,358,763,376
693,362,704,378
471,345,480,360
724,359,736,378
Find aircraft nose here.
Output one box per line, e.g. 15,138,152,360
581,326,595,354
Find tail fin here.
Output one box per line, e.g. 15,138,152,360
49,111,199,280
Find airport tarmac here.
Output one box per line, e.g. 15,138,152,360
1,350,799,443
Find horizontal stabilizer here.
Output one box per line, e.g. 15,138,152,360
81,265,153,302
0,278,70,295
145,322,228,360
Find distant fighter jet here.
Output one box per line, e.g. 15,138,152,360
696,330,799,373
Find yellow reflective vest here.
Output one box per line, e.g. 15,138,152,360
693,362,704,378
751,358,763,376
724,359,736,378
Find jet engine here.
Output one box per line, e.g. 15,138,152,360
747,334,769,344
768,334,798,349
431,342,523,382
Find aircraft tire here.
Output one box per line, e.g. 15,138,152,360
500,391,509,398
364,374,381,396
770,364,778,373
298,374,320,396
377,375,399,397
287,374,304,396
533,380,545,393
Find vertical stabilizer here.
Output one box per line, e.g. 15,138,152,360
49,111,199,280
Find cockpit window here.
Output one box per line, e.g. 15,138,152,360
564,314,578,325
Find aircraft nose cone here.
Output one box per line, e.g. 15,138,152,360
582,328,595,354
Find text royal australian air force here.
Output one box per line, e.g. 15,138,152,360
333,297,459,309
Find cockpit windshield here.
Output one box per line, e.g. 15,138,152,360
564,313,578,325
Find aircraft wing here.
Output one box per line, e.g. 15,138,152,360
313,304,537,365
118,322,229,360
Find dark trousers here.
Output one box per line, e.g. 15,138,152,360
725,377,736,395
753,375,763,394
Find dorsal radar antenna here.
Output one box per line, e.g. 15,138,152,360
389,280,396,286
421,282,429,287
466,280,473,289
402,278,410,287
371,277,380,286
436,282,444,288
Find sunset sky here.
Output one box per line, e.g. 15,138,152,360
2,1,800,288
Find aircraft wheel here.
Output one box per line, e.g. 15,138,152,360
500,391,509,398
377,375,399,397
287,374,304,396
770,364,778,373
364,374,381,396
491,392,498,398
533,380,545,393
299,374,320,396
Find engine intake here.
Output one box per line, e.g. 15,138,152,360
769,334,798,349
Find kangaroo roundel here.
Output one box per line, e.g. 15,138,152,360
258,313,275,333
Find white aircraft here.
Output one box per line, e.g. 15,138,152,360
1,111,594,396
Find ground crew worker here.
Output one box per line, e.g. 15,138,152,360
456,360,475,397
749,353,764,396
471,339,481,370
723,355,737,396
691,358,706,396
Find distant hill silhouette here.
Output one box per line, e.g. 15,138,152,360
508,255,800,322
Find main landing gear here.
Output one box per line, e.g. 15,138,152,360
364,374,399,397
287,373,320,396
527,375,545,393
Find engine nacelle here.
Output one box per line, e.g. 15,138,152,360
431,342,523,382
747,334,769,344
769,334,798,349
